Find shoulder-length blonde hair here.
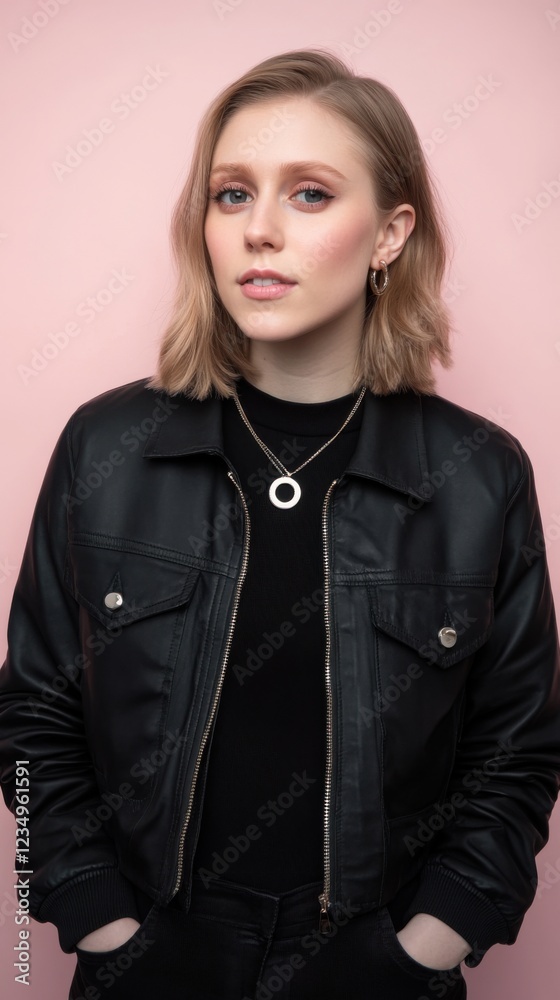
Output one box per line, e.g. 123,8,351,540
149,48,453,399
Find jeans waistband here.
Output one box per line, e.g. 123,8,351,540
183,874,326,939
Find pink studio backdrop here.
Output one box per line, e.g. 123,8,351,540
1,0,559,996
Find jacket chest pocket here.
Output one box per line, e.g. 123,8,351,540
64,536,201,796
368,581,494,816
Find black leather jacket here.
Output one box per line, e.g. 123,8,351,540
1,378,559,966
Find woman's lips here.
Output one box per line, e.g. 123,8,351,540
240,281,297,300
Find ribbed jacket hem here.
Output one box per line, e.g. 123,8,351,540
39,866,141,953
402,862,510,967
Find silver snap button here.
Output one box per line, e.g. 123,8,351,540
104,591,123,610
438,626,457,648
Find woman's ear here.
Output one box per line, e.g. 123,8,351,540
371,203,416,269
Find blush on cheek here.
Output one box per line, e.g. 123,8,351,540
311,225,370,274
203,221,221,268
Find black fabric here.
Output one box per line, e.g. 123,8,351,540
69,874,468,1000
191,376,364,892
3,372,557,967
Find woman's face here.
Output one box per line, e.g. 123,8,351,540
204,96,411,350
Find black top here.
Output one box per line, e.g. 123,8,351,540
191,375,364,891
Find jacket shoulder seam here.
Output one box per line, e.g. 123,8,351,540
504,448,529,514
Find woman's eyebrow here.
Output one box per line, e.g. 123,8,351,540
208,160,348,182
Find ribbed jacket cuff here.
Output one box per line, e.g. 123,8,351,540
402,862,510,967
39,866,140,953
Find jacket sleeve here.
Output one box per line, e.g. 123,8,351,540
0,413,140,953
402,441,560,967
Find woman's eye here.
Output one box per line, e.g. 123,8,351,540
293,186,331,205
212,187,250,205
209,184,332,209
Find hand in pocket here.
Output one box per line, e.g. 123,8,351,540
76,917,141,954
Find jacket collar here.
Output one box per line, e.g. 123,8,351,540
143,388,432,502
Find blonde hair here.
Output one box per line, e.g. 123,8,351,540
149,48,453,399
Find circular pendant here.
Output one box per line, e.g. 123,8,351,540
269,476,301,509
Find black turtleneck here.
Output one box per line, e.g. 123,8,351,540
190,376,364,892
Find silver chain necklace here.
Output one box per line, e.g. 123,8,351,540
232,385,367,509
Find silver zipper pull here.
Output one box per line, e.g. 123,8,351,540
318,892,332,933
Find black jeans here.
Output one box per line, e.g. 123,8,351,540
69,874,467,1000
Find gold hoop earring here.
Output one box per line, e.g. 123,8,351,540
369,260,389,295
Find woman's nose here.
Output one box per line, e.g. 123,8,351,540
243,192,284,251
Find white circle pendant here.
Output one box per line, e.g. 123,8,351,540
269,476,301,509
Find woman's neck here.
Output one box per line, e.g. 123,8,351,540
246,335,361,402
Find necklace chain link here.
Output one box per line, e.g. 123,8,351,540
232,384,367,481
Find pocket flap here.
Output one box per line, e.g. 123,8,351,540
66,537,200,630
370,582,494,667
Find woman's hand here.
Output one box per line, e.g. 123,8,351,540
396,912,471,970
76,917,141,953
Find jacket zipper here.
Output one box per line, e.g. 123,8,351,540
318,478,338,933
173,469,251,895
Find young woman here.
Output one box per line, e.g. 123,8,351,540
1,49,559,1000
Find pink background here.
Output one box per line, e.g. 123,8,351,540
1,0,559,996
